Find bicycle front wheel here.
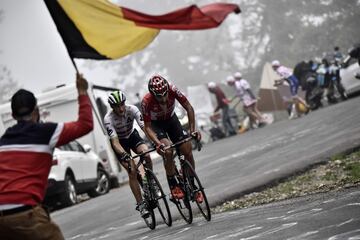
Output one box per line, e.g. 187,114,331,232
169,168,193,224
146,169,172,227
183,160,211,221
138,173,156,230
143,209,156,230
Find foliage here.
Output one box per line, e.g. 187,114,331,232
0,65,19,104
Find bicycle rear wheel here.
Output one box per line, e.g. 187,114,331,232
169,169,193,224
183,160,211,221
146,169,172,227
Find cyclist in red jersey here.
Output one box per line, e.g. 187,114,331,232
141,74,203,202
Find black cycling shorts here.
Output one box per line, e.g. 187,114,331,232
112,129,145,159
151,114,188,144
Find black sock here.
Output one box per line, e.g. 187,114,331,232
167,175,177,188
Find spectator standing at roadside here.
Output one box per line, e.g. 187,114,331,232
0,74,93,240
207,82,237,136
333,46,344,63
227,73,265,128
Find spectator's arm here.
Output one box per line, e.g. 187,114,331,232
246,89,256,100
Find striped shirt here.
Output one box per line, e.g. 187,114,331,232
0,95,93,206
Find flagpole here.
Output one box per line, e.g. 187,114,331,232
70,57,79,74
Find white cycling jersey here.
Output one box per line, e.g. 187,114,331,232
103,104,144,139
234,79,257,107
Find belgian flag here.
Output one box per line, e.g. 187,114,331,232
44,0,240,60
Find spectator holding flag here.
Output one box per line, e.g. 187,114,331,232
0,73,93,240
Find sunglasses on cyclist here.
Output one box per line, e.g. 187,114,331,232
110,102,125,108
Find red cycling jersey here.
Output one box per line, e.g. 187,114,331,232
141,84,188,121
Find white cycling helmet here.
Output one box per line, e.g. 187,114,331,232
233,72,242,79
271,60,280,67
207,82,216,89
226,76,235,85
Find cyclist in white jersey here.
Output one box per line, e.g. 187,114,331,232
103,90,153,218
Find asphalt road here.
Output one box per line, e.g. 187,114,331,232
52,96,360,240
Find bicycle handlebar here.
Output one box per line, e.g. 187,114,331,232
130,134,201,171
131,148,156,160
164,135,202,151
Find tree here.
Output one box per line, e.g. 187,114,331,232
0,9,19,103
0,65,19,104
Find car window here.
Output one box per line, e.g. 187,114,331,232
58,144,71,151
68,141,85,153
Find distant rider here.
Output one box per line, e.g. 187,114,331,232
227,72,266,128
272,60,309,119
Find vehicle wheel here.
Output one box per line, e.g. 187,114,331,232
88,167,110,197
61,174,78,207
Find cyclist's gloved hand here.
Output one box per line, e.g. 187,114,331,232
156,143,166,155
119,152,131,162
191,131,202,142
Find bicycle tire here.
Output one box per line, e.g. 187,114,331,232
146,169,172,227
143,209,156,230
169,167,193,224
182,160,211,221
138,173,156,230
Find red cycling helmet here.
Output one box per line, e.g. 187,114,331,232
148,74,169,97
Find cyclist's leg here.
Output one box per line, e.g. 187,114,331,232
149,120,175,176
243,104,260,127
118,136,143,204
119,158,143,203
135,144,153,171
129,129,153,172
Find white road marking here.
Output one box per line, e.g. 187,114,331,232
228,226,263,238
337,218,354,227
175,227,191,235
287,231,319,240
207,133,305,167
328,229,360,240
284,208,322,220
239,222,298,240
263,168,280,175
205,234,219,239
125,220,142,226
267,215,285,220
323,198,335,203
347,203,360,206
98,234,110,239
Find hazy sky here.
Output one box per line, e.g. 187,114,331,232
0,0,158,94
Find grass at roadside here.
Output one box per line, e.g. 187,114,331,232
213,149,360,213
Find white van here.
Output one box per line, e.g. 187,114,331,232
0,83,121,188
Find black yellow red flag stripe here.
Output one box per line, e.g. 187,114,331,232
44,0,240,60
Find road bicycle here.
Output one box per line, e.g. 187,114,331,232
165,135,211,224
131,149,172,230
